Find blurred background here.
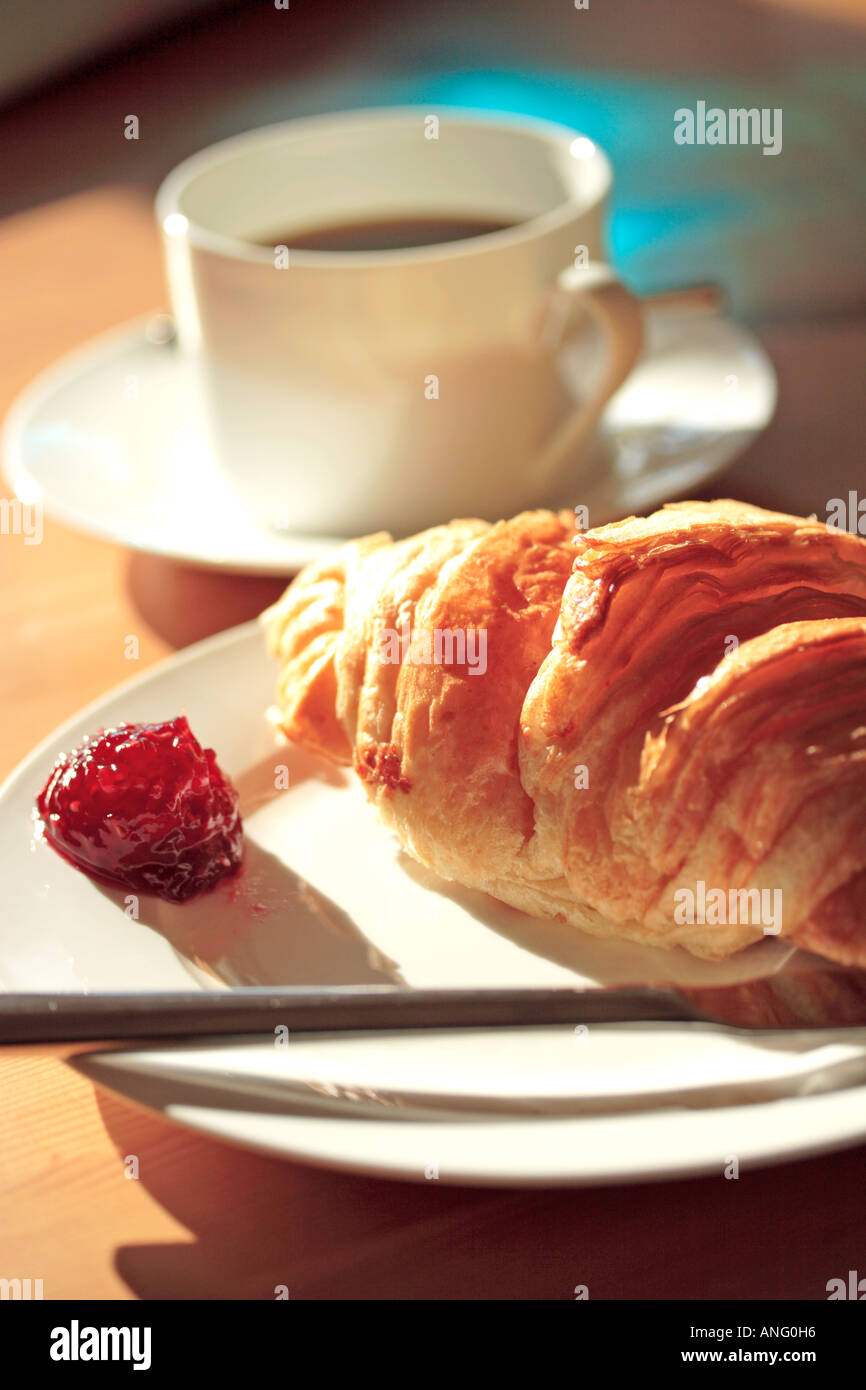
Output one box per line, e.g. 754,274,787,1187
1,0,864,316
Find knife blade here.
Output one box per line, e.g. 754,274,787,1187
2,966,866,1044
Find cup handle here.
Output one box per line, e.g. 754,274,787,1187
533,261,644,487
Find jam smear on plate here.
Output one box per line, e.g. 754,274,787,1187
36,715,243,902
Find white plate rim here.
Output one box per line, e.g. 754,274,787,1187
75,1050,866,1188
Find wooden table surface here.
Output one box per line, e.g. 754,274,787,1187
2,0,865,1301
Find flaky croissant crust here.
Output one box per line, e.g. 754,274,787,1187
263,501,866,964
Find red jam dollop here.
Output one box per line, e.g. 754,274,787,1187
36,715,243,902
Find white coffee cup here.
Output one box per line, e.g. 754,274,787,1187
156,107,644,537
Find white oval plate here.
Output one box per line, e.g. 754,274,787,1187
4,622,865,1187
1,308,776,575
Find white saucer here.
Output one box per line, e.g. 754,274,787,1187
2,309,776,575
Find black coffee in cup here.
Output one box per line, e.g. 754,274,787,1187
253,214,516,252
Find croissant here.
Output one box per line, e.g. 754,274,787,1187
262,501,866,965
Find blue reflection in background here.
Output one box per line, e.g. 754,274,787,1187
237,60,865,318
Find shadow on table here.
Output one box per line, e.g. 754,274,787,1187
89,1086,866,1300
126,551,289,649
